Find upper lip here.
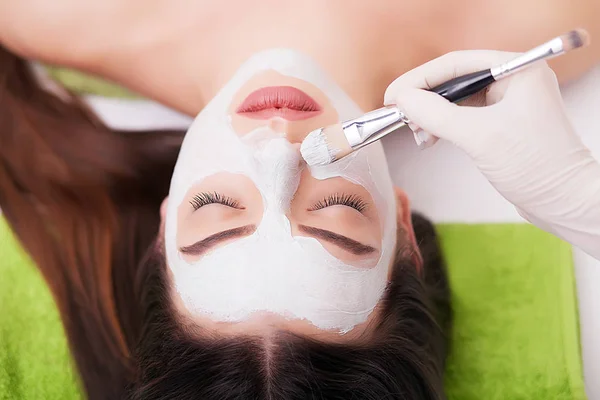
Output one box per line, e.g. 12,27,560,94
236,86,322,120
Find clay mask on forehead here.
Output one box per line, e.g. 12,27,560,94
165,49,397,333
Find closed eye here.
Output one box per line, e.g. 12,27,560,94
190,192,244,211
307,193,368,213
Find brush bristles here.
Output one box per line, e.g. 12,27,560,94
561,29,590,51
300,128,338,166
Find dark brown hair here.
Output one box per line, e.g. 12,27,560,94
127,216,450,400
0,45,184,397
0,45,450,399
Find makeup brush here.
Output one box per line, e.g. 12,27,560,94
301,28,590,167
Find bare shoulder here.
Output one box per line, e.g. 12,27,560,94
0,0,129,67
434,0,600,82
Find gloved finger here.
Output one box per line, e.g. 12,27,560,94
384,50,520,105
393,87,493,147
412,128,439,149
501,62,560,104
457,77,511,108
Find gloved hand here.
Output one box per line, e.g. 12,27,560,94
384,50,600,260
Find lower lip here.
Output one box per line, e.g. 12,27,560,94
236,86,323,121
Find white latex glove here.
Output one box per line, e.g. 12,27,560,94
384,50,600,260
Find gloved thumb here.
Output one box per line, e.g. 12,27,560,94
392,88,483,146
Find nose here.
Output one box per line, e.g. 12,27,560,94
268,118,289,136
268,117,314,148
285,127,310,145
267,117,314,145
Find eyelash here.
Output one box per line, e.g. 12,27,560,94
190,192,243,211
308,193,368,213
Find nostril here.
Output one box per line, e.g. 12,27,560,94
268,117,288,135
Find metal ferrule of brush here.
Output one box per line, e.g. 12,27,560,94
490,37,565,79
343,106,408,150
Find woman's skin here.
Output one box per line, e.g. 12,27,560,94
1,0,598,115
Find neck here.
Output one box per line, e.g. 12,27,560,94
95,47,389,116
76,2,430,116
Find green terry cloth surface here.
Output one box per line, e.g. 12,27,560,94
0,220,81,399
45,66,140,99
0,219,585,399
439,224,585,400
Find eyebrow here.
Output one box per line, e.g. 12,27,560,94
298,224,377,256
179,225,256,256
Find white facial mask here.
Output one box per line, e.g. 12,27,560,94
165,49,397,333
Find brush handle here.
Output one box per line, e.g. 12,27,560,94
429,69,495,103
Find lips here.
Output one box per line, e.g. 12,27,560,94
236,86,322,121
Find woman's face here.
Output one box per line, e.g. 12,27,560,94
177,72,382,266
163,49,416,336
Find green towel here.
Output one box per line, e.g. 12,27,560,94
0,220,81,399
45,67,140,99
440,224,585,400
0,219,585,399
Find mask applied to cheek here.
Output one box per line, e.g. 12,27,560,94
165,49,398,334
